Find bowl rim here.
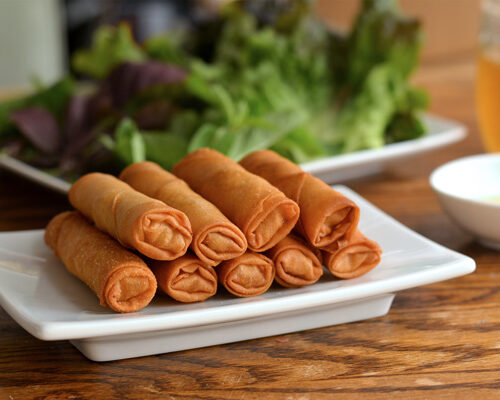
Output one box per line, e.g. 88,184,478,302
429,152,500,209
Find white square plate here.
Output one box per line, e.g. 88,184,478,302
0,114,466,193
0,186,475,361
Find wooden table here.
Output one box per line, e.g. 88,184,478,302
1,56,500,399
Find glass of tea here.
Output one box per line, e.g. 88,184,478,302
477,0,500,152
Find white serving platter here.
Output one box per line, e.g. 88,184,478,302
0,186,475,361
0,114,466,193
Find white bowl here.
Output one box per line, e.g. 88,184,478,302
430,153,500,250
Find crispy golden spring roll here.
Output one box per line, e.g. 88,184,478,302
217,252,275,297
322,230,382,279
44,211,157,313
266,234,323,288
173,149,300,252
69,172,192,260
240,150,360,248
149,254,217,303
120,161,247,266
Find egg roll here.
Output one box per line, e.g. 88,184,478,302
69,172,192,260
120,161,247,266
173,149,300,252
217,252,275,297
322,230,382,279
150,254,217,303
240,150,360,248
44,211,157,313
266,234,323,288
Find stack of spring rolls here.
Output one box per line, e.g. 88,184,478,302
45,148,382,313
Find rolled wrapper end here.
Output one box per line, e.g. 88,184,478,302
134,209,193,260
45,211,157,313
69,172,193,261
240,150,360,248
322,231,382,279
268,235,323,288
313,202,360,248
174,149,299,253
196,224,247,266
103,264,157,312
245,193,300,252
218,252,275,297
151,255,217,303
123,160,246,265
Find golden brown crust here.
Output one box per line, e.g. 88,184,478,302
69,172,192,260
266,234,323,288
120,161,247,265
240,150,360,248
217,252,275,297
173,149,300,252
45,211,157,313
322,230,382,279
150,254,217,303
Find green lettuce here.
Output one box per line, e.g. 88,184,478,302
72,23,145,79
111,118,146,165
0,0,430,176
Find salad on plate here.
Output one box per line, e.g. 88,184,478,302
0,0,428,182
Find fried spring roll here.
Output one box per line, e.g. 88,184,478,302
69,172,192,260
150,254,217,303
120,161,247,266
45,211,157,313
173,149,300,252
266,234,323,288
240,150,360,248
217,252,275,297
322,230,382,279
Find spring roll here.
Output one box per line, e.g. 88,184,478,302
173,149,300,252
266,234,323,288
240,150,360,248
120,161,247,266
44,211,157,313
149,254,218,303
217,252,275,297
69,172,192,260
322,230,382,279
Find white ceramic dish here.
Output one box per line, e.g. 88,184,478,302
430,153,500,250
0,186,475,361
0,114,466,193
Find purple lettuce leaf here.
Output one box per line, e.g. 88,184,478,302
104,61,188,108
63,94,100,158
133,99,173,130
59,93,118,173
10,107,61,154
64,94,94,142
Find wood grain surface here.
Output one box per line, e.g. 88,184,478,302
1,56,500,400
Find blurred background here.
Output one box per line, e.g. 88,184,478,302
0,0,492,181
0,0,481,88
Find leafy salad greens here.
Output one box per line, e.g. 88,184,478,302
0,0,428,179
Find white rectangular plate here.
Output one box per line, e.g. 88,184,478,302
0,114,466,193
0,186,475,361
